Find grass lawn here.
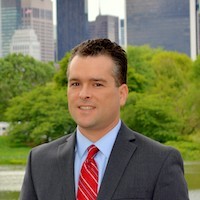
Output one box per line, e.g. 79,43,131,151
0,136,31,165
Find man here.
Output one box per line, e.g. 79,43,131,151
20,38,189,200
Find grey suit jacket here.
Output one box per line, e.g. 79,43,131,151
20,122,189,200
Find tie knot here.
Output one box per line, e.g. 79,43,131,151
87,145,99,160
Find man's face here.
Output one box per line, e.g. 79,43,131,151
67,55,128,140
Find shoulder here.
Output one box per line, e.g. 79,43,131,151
120,122,182,161
30,133,74,157
135,130,182,161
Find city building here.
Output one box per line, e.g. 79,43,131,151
57,0,89,61
89,14,119,44
53,24,57,62
125,0,197,58
21,0,54,62
119,19,125,47
10,29,41,60
0,0,21,57
0,0,54,62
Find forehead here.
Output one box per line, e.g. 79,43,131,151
68,55,115,77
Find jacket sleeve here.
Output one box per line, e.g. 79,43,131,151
153,148,189,200
20,150,38,200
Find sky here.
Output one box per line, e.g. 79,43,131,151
51,0,125,24
87,0,125,21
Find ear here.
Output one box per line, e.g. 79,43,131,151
119,84,129,107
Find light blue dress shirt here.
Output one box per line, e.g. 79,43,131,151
74,120,121,194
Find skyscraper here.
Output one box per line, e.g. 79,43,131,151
0,0,21,57
10,29,41,60
89,15,119,44
0,0,54,62
21,0,54,62
125,0,191,56
57,0,89,61
119,19,125,46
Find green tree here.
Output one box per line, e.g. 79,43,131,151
5,84,75,146
192,55,200,80
150,51,192,97
178,85,200,135
4,46,199,146
0,53,55,120
121,93,181,143
147,51,194,136
127,66,148,93
121,49,194,142
126,45,161,92
179,55,200,135
54,52,71,88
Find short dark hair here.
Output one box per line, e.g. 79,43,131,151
68,38,127,86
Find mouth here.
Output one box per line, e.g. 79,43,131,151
79,106,95,110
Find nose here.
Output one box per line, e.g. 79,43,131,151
79,85,91,100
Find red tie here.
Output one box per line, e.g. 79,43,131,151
77,145,99,200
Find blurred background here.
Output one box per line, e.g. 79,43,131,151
0,0,200,199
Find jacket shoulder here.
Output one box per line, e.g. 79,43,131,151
121,122,181,157
31,133,73,156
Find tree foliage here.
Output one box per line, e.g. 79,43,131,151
192,55,200,81
178,55,200,135
121,93,181,143
3,46,200,146
0,53,55,120
150,51,192,97
126,45,160,92
54,52,71,88
122,48,199,142
5,84,75,146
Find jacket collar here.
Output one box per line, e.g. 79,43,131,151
57,122,137,200
57,132,76,200
97,122,137,200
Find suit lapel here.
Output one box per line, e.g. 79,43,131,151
57,133,76,200
97,123,137,200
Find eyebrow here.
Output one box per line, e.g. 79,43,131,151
91,78,107,83
68,77,107,83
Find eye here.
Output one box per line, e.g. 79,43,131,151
70,82,80,87
94,83,103,87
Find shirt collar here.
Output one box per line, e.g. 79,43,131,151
76,120,121,159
